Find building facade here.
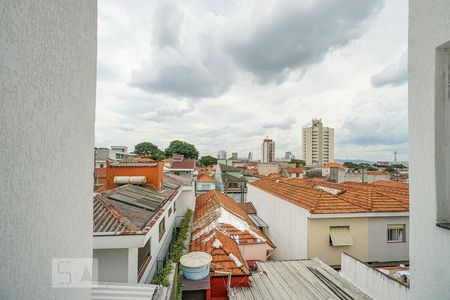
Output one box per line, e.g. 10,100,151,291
247,179,409,266
0,2,96,299
409,0,450,298
217,150,227,160
261,138,275,163
302,119,335,166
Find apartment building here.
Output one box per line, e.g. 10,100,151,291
302,119,335,166
217,150,227,160
247,178,409,266
261,138,275,163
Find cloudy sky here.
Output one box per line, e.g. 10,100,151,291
96,0,408,162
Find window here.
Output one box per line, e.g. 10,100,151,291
387,224,406,242
138,238,151,279
159,217,166,241
168,207,172,217
329,226,353,246
173,202,176,213
436,42,450,228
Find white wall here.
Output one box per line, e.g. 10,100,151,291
340,253,409,300
247,185,309,259
368,217,409,262
93,249,129,283
175,186,195,218
0,1,96,299
409,1,450,298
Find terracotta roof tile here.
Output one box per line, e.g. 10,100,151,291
171,158,196,170
250,178,408,214
190,190,275,276
197,173,215,183
237,202,257,214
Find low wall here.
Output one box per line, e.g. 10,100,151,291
340,253,409,300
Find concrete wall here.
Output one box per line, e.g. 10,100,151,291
340,253,409,300
307,217,369,266
248,185,308,260
409,1,450,298
257,163,279,175
175,187,195,218
0,1,96,299
93,249,129,283
239,243,273,261
368,217,409,262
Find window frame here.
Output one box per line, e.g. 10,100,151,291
137,238,151,280
387,224,406,243
159,217,166,241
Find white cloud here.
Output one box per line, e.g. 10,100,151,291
371,51,408,87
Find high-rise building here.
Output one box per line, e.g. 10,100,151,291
248,152,253,161
217,150,227,160
232,152,238,160
302,119,334,166
284,151,294,161
261,138,275,163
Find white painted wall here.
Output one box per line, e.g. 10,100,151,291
93,249,129,283
409,1,450,298
175,186,195,218
247,185,309,259
340,253,409,300
0,1,96,299
368,217,409,262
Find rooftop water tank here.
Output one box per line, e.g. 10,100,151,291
114,176,147,185
180,252,212,281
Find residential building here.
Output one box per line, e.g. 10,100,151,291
330,167,391,184
167,154,196,179
195,172,216,195
302,119,335,166
281,167,304,178
0,2,96,299
261,138,275,163
248,178,409,266
232,152,238,160
93,174,189,284
96,146,136,162
321,162,347,177
232,259,370,299
217,150,227,160
409,1,450,297
190,191,275,299
282,151,294,162
256,162,279,176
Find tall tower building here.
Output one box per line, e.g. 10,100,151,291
217,150,227,160
261,138,275,163
302,119,334,166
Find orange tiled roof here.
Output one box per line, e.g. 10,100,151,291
284,167,304,173
322,162,346,169
250,178,409,214
373,180,409,189
367,171,388,175
237,202,257,214
190,190,275,276
197,173,215,183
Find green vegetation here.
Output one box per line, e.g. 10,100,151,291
165,140,199,159
152,209,193,299
290,159,306,167
134,142,165,161
199,155,217,167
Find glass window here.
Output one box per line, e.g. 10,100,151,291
138,238,151,273
159,217,166,241
387,224,406,242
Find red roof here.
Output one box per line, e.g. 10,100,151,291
367,171,388,176
322,162,346,169
284,167,304,173
250,178,409,214
197,173,215,182
171,158,196,170
190,191,275,276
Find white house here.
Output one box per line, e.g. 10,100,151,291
92,174,194,284
247,179,409,266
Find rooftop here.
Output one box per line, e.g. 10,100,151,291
93,174,183,235
196,173,215,183
322,162,347,169
219,163,242,173
283,167,304,173
232,259,370,300
250,178,409,214
237,202,257,214
171,158,196,170
190,190,275,276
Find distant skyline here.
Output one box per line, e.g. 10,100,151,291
96,0,408,162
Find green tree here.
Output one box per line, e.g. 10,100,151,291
165,140,199,159
390,164,406,169
134,142,165,161
199,155,217,167
290,159,306,167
